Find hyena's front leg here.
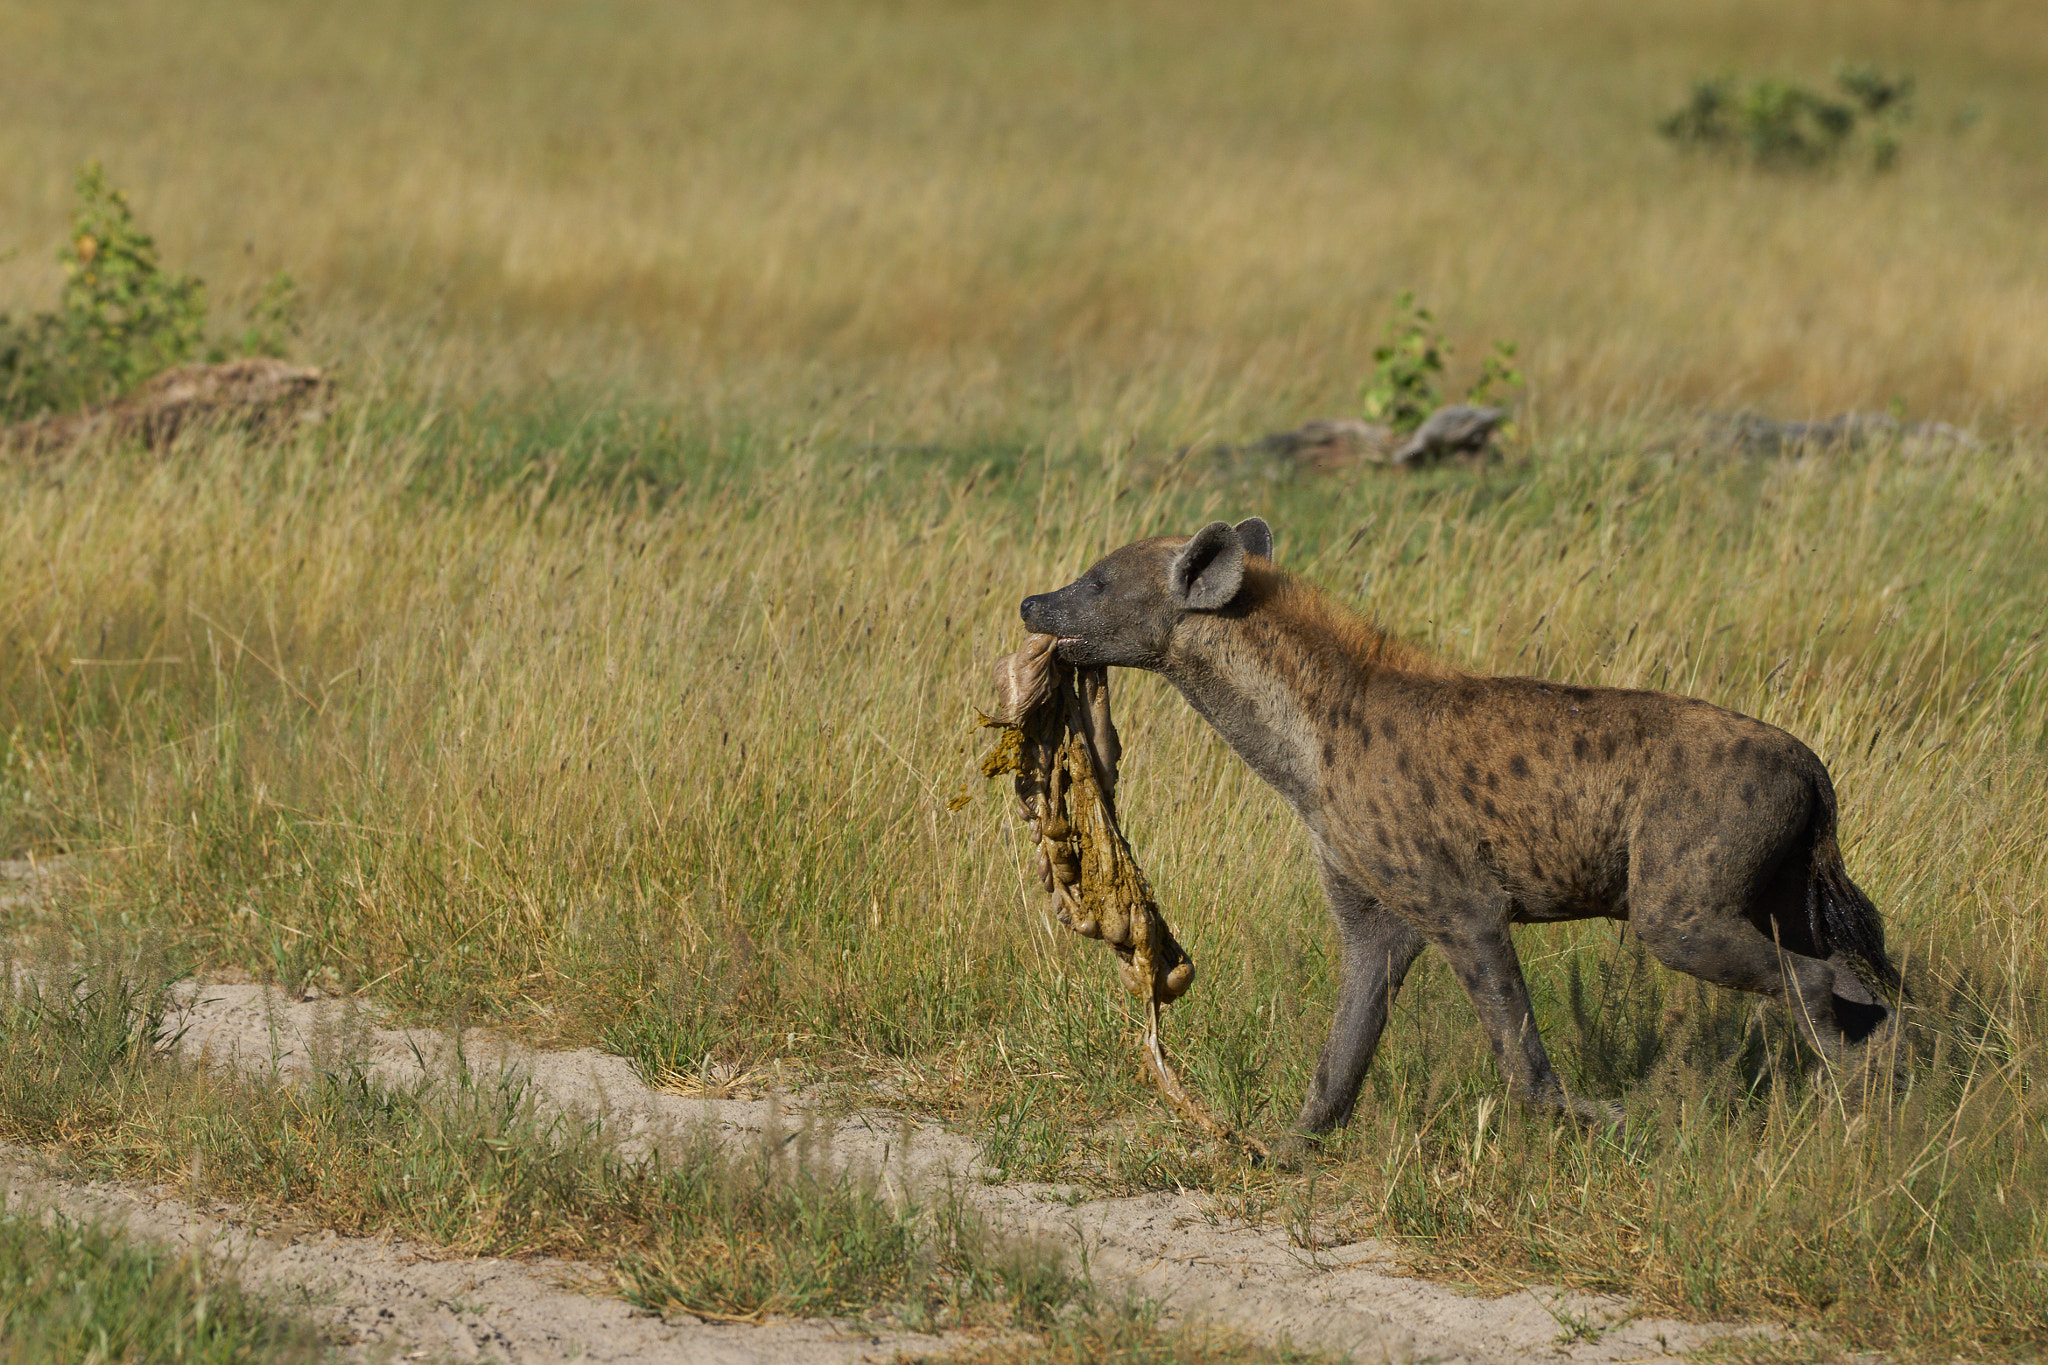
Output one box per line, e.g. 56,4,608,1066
1296,874,1425,1134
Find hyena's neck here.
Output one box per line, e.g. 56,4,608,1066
1159,570,1452,824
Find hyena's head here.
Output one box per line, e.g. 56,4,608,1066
1019,518,1271,669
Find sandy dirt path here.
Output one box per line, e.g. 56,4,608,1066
66,980,1734,1364
2,1151,954,1365
0,858,1755,1362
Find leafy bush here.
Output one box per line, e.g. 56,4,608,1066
0,163,297,423
1659,66,1913,170
1360,292,1522,433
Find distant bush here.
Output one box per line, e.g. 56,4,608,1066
1659,65,1913,170
0,163,297,423
1361,292,1521,434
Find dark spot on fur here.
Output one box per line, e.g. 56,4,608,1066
1740,782,1758,806
1538,740,1553,760
1482,798,1499,819
1463,760,1480,782
1672,743,1686,765
1380,718,1398,740
1417,777,1437,807
1733,737,1752,762
1322,741,1335,768
1508,755,1530,779
1460,784,1476,805
1396,749,1412,777
1622,778,1637,800
1528,859,1546,882
1572,736,1591,761
1376,826,1392,849
1600,734,1618,761
1485,770,1499,791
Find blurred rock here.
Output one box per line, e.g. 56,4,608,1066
1257,404,1508,472
2,357,328,455
1388,403,1508,467
1255,417,1395,471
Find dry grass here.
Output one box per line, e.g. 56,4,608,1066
4,0,2047,435
4,2,2048,1359
2,399,2044,1355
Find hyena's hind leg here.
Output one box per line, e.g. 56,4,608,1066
1631,871,1892,1075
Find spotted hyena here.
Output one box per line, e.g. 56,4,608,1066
1020,518,1898,1131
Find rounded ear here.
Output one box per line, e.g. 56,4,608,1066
1170,521,1247,611
1233,517,1273,561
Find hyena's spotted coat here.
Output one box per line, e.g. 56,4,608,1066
1021,519,1897,1131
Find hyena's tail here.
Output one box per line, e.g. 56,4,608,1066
1807,769,1902,995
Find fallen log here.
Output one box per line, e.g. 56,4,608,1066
2,357,328,455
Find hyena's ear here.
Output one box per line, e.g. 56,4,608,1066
1170,521,1247,611
1233,517,1273,561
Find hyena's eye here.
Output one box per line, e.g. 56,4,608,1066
1088,577,1106,595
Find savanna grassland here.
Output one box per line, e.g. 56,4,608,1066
4,1,2048,1360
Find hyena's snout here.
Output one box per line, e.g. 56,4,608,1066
1019,592,1059,634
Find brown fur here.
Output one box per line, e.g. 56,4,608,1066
1022,519,1896,1131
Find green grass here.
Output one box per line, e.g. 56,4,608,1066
0,1208,319,1365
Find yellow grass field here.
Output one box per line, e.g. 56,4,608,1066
5,1,2048,1358
5,0,2048,433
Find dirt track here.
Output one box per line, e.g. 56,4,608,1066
0,857,1752,1362
87,981,1735,1363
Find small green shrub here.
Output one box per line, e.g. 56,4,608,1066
1465,339,1523,409
1659,66,1913,171
211,271,301,365
1360,293,1447,433
0,163,297,424
1360,293,1522,433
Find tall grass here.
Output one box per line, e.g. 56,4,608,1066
3,0,2047,432
1,391,2043,1353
